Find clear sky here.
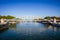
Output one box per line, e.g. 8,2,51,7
0,0,60,18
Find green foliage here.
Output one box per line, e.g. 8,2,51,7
44,16,60,20
56,17,60,20
44,16,50,20
0,15,15,19
6,15,15,19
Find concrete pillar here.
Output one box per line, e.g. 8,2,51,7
1,18,4,23
53,18,56,23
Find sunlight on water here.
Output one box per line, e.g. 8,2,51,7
0,22,60,40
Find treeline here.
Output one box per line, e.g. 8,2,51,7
33,16,60,20
0,15,15,19
44,16,60,20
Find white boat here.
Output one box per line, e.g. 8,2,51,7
0,18,8,26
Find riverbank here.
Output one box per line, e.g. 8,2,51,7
0,22,60,40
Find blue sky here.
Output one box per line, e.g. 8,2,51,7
0,0,60,18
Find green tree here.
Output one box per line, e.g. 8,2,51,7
0,15,15,19
44,16,50,20
0,15,2,19
6,15,15,19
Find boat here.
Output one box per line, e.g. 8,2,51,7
51,23,60,27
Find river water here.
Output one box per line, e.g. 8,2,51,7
0,22,60,40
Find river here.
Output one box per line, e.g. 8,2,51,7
0,22,60,40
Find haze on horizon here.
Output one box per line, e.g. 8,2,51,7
0,0,60,18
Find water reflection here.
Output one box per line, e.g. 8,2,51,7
44,24,60,32
0,25,9,33
0,28,8,33
9,24,16,30
0,22,60,40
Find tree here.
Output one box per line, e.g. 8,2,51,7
0,15,2,19
6,15,15,19
44,16,50,20
0,15,15,19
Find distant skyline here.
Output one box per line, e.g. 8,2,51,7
0,0,60,18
